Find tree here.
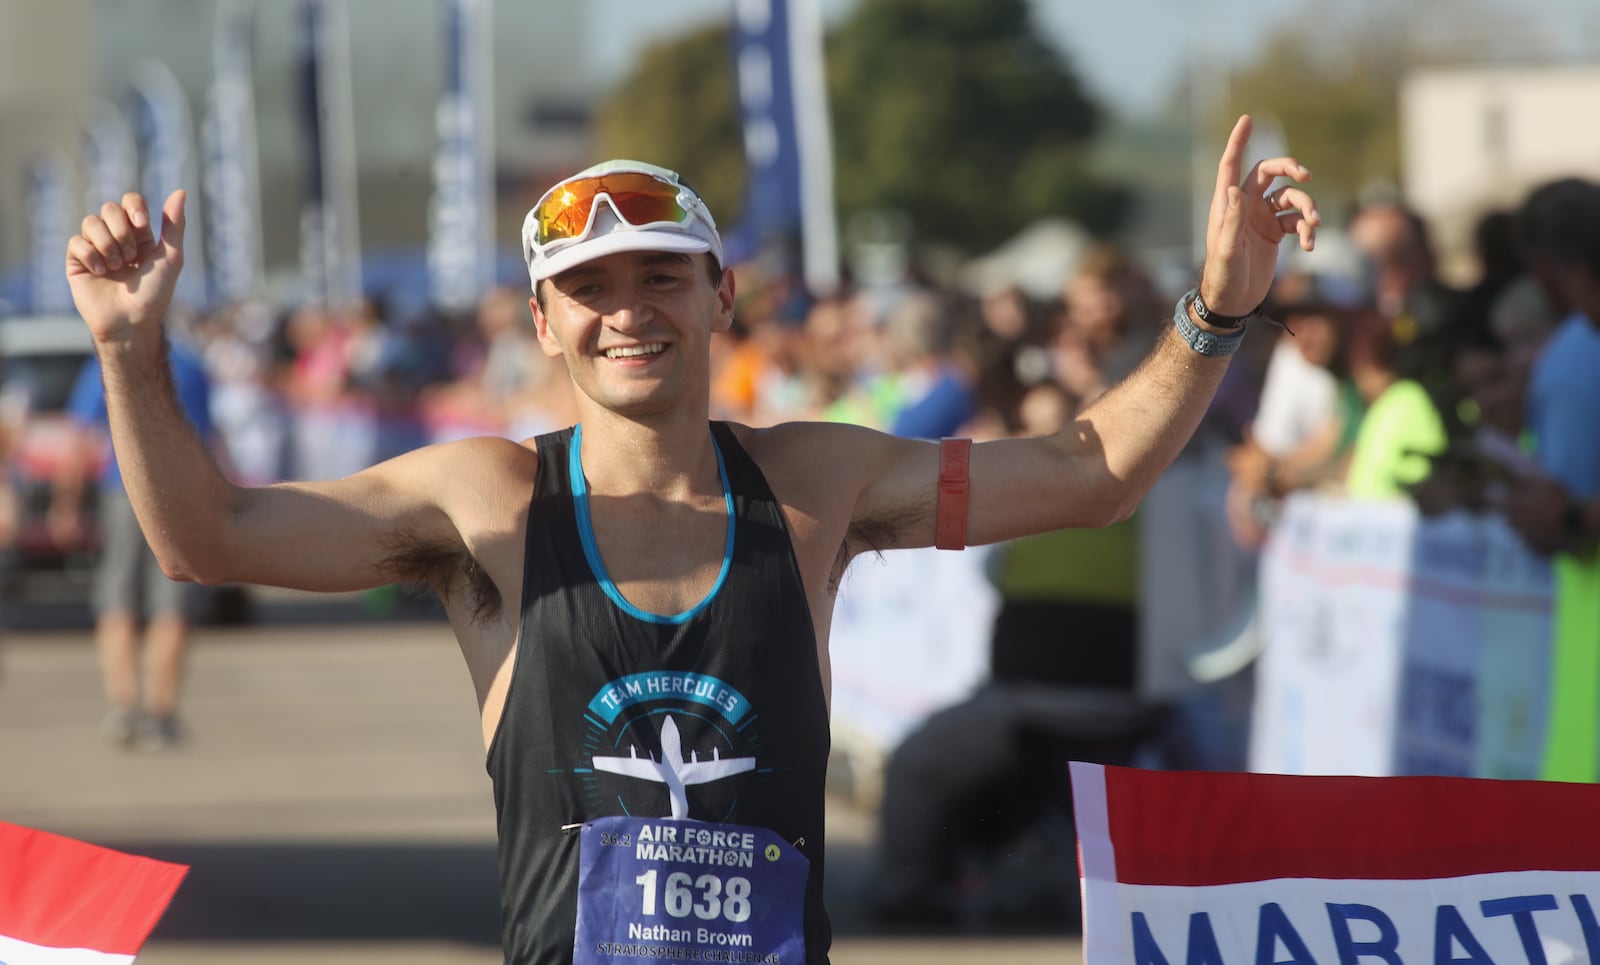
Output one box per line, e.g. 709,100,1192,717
592,23,746,228
1218,0,1551,210
828,0,1125,250
593,0,1127,256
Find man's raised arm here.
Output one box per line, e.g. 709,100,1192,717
840,116,1322,550
64,191,473,593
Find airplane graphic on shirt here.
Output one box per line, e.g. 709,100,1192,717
591,715,756,819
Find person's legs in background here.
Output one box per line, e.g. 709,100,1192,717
872,686,1021,924
138,525,194,750
93,488,145,747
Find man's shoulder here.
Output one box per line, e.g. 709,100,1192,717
1534,315,1600,386
724,418,879,463
410,433,543,486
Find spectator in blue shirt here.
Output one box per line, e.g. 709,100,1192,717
1505,180,1600,555
53,339,215,750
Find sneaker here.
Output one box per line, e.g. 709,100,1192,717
137,714,184,752
101,707,142,749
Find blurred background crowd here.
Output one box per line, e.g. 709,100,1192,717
3,0,1600,938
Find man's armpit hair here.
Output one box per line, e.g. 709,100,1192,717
845,500,931,560
381,529,501,622
831,500,932,594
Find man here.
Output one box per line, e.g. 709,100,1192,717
1504,179,1600,557
51,336,215,750
1501,179,1600,786
64,116,1317,965
1346,199,1459,340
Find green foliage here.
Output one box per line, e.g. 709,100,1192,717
1220,30,1398,209
829,0,1123,249
593,0,1127,255
593,23,746,228
1218,0,1551,210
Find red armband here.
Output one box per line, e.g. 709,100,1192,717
934,437,971,550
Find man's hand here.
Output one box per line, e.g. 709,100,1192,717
1506,475,1575,557
64,190,186,347
1200,116,1319,316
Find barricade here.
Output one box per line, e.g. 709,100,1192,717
1249,494,1554,779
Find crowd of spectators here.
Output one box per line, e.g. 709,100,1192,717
96,177,1587,557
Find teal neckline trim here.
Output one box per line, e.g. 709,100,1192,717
569,424,735,625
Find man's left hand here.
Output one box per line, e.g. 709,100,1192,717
1505,475,1572,556
1200,115,1320,317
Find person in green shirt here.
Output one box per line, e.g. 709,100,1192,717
1344,316,1449,500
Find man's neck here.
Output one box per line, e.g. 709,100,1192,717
572,404,720,500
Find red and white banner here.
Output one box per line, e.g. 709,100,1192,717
0,821,187,964
1072,763,1600,964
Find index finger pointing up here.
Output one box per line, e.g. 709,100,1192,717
1212,115,1253,231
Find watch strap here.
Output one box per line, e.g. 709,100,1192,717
1192,288,1260,329
1174,291,1248,358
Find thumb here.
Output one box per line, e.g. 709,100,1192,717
159,189,187,258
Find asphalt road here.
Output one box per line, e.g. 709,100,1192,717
0,612,1083,964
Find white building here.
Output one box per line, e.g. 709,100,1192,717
1401,66,1600,283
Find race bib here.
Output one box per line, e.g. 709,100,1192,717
574,816,808,965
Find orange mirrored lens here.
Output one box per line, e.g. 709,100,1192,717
533,173,688,246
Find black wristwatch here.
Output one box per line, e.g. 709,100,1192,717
1192,289,1263,330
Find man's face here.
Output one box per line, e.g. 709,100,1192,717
1064,275,1126,347
530,250,734,419
1349,207,1428,311
1557,263,1600,326
1288,310,1339,368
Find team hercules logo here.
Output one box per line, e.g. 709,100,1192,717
581,671,765,821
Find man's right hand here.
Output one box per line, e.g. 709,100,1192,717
64,190,186,347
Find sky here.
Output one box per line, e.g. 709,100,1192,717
590,0,1600,118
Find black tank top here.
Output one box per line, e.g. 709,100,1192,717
487,422,832,965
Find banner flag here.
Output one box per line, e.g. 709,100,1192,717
130,59,209,312
730,0,838,294
202,0,265,303
427,0,495,313
0,820,187,964
25,152,76,314
1073,763,1600,964
295,0,363,309
83,100,138,220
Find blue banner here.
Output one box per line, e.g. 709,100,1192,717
427,0,495,313
83,100,137,217
130,59,210,312
732,0,804,251
295,0,362,308
26,153,75,314
203,0,264,303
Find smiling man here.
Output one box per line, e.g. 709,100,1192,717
62,117,1317,965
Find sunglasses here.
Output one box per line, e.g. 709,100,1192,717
527,171,709,251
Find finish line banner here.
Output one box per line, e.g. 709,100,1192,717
1072,763,1600,964
0,821,187,963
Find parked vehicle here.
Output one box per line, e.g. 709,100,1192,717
2,315,101,577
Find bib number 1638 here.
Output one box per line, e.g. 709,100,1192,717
635,869,752,923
